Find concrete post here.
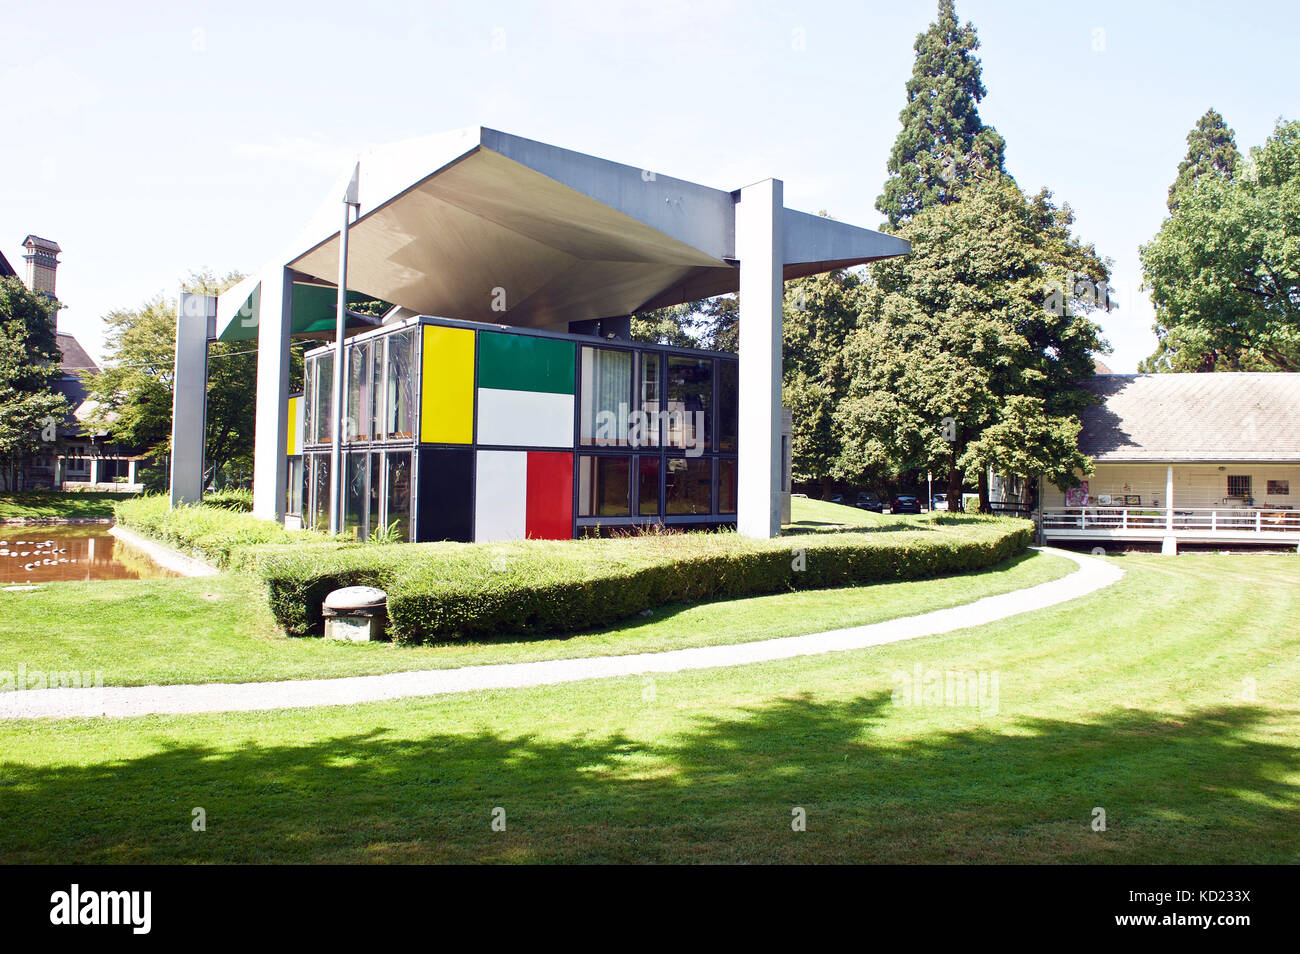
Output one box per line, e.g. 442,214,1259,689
1162,464,1177,555
736,178,784,539
88,456,99,487
252,268,295,521
169,293,214,507
1165,465,1174,530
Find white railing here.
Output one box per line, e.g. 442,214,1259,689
1042,506,1300,534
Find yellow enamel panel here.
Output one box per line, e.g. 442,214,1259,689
421,325,475,444
286,395,301,456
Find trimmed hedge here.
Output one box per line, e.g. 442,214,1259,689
113,495,328,569
260,517,1034,644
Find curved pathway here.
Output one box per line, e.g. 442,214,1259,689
0,548,1121,720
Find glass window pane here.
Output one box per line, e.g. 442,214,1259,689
312,454,331,531
667,357,712,453
665,457,712,514
299,454,310,518
718,359,738,453
580,346,632,447
346,342,372,441
386,330,415,439
578,455,631,517
345,452,367,539
718,459,737,514
303,359,316,446
369,451,382,537
313,351,334,444
637,456,660,517
639,352,662,447
286,458,303,516
371,338,386,442
385,451,412,541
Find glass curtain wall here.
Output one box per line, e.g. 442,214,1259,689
302,327,419,542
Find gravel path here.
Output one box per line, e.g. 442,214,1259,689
0,547,1120,720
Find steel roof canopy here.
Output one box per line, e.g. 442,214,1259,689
215,126,909,341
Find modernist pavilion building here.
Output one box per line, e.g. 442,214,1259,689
170,127,908,542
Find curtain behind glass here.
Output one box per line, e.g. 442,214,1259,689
581,347,632,446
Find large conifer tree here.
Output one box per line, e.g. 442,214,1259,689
876,0,1007,228
1167,107,1240,212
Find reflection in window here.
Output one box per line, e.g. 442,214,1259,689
346,341,372,441
370,338,386,442
581,347,633,447
717,359,738,452
666,357,712,453
639,352,662,447
578,455,631,516
286,457,303,516
718,459,737,514
345,452,367,539
385,451,411,541
386,330,415,439
637,456,660,517
665,457,711,514
311,454,331,531
300,454,310,520
369,451,382,537
303,359,315,447
313,351,334,444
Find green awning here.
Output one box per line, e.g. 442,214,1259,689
218,282,389,342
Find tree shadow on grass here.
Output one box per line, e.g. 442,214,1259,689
1,694,1295,864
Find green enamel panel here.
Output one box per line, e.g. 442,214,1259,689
477,331,575,395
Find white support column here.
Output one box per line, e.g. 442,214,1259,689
127,459,137,485
736,178,784,539
88,456,99,486
1162,464,1177,554
252,268,295,521
1165,465,1174,530
170,292,214,507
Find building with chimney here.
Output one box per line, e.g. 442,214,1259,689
5,236,145,491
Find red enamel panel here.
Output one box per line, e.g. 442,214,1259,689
525,451,574,540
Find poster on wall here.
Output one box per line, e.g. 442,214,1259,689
1064,481,1090,507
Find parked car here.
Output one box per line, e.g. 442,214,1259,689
854,492,885,512
931,492,948,511
890,494,922,514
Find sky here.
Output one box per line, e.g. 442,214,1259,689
1,0,1296,371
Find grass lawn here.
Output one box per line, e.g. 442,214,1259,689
785,495,898,529
0,549,1072,686
0,551,1296,863
0,491,131,520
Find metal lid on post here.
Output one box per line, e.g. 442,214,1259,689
323,585,387,612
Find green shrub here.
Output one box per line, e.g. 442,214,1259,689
260,519,1033,643
114,495,332,569
202,488,255,512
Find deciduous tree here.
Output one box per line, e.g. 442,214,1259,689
0,277,67,490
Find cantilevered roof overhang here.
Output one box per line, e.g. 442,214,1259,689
216,126,908,341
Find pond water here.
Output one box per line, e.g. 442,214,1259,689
0,526,178,585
